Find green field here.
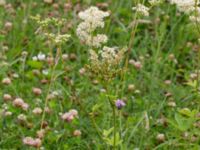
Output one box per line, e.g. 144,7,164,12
0,0,200,149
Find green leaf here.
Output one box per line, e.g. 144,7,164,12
175,113,194,131
103,127,114,137
92,103,102,112
27,60,43,69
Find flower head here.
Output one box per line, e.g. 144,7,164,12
132,4,150,16
115,99,126,109
77,6,109,48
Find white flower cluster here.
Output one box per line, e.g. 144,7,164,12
44,33,71,44
76,6,126,80
90,46,126,78
169,0,200,23
32,15,70,45
76,6,109,48
32,52,46,61
169,0,198,13
132,4,150,16
149,0,162,5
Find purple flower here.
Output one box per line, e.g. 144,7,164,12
115,99,126,109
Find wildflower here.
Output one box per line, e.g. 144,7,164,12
0,0,6,6
37,52,46,61
4,111,12,116
190,73,197,80
21,51,28,57
32,107,43,115
76,6,109,47
32,16,70,45
45,33,71,44
164,80,171,85
129,60,142,70
88,47,126,81
62,53,69,61
156,133,165,142
169,0,198,13
61,109,78,122
13,98,29,110
115,99,126,109
167,101,176,107
73,130,81,137
69,109,78,117
132,4,150,16
78,6,109,27
69,53,77,61
43,0,53,4
32,87,42,96
4,22,13,31
22,103,29,111
128,84,135,92
3,94,12,101
44,107,51,114
61,112,74,122
32,56,38,61
149,0,162,5
2,77,11,85
13,98,25,107
37,129,45,139
23,137,42,148
79,68,86,75
17,114,27,122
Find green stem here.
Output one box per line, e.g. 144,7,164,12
90,115,103,140
108,97,116,149
195,0,200,93
113,105,116,149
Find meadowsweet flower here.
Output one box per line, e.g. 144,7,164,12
88,47,126,81
189,15,200,23
115,99,126,109
31,15,71,45
132,4,150,16
149,0,162,5
44,33,71,44
169,0,198,13
78,6,109,27
77,6,109,47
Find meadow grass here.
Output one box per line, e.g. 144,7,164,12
0,0,200,149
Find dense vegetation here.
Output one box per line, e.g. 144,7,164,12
0,0,200,149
